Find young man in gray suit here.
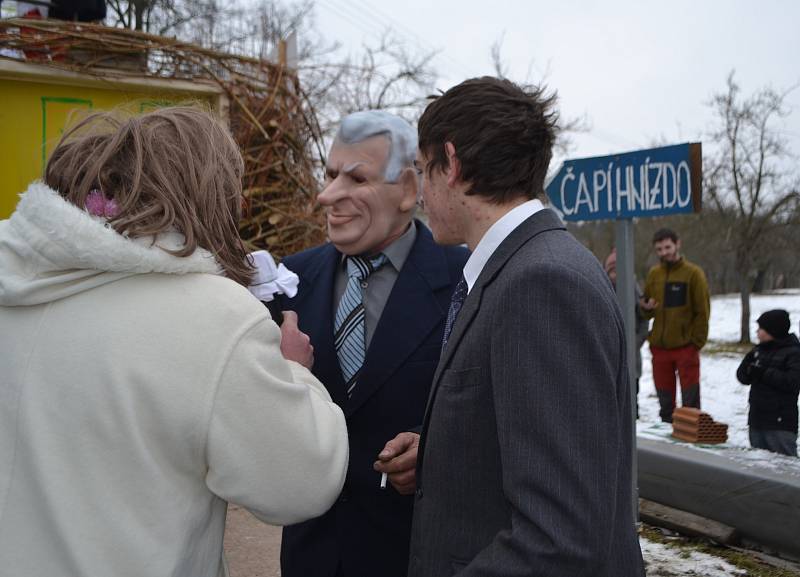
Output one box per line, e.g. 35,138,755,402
408,77,645,576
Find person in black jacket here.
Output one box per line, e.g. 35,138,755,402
737,309,800,457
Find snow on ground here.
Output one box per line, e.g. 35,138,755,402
640,538,746,577
636,291,800,575
709,290,800,343
636,289,800,475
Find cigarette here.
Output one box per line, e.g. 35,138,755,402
380,472,388,490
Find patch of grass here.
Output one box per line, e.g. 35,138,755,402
640,525,800,577
704,339,754,357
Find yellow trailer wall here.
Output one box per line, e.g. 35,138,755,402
0,62,225,218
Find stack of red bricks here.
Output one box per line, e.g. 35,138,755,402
671,407,728,444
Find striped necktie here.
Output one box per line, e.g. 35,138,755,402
334,253,387,397
442,276,468,351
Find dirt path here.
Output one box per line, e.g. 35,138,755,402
224,504,282,577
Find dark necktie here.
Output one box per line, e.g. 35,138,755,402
442,276,468,350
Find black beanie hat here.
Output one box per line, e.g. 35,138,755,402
757,309,790,339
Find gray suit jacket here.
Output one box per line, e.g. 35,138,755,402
409,209,645,577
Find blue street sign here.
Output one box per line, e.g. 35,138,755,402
545,143,702,221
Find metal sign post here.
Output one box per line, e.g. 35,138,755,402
546,142,703,523
615,218,638,520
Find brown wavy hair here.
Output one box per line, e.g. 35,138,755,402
44,105,254,286
418,76,558,204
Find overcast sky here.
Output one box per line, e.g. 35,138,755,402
313,0,800,164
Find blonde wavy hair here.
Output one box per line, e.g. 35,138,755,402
44,105,254,286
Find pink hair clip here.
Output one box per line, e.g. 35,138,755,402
85,189,119,218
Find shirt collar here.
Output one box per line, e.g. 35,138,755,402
463,199,544,292
662,256,684,270
340,220,417,272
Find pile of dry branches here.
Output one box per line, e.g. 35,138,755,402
0,18,326,257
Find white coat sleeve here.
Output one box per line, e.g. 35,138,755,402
205,317,348,525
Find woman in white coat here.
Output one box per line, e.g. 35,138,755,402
0,107,348,577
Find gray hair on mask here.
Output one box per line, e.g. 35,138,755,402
335,110,417,183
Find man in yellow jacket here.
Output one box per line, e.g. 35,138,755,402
640,228,710,422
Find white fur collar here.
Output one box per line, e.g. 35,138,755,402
0,182,222,305
11,182,221,275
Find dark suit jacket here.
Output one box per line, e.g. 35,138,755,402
409,209,645,577
279,221,469,577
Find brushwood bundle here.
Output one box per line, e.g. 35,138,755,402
0,18,326,257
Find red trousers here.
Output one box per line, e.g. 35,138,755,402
651,344,700,422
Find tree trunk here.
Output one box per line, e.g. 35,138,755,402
738,273,752,344
134,0,148,31
752,268,768,293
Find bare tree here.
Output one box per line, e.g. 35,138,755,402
105,0,219,34
104,0,437,148
705,71,800,343
489,34,588,158
489,33,509,80
302,32,436,136
104,0,299,50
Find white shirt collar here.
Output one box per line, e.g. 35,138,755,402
463,198,544,292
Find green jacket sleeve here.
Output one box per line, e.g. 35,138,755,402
689,267,710,349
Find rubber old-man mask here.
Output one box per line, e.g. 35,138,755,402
317,111,419,257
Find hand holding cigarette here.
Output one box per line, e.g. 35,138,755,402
373,431,419,495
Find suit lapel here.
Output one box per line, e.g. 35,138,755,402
419,209,566,453
345,223,452,417
431,209,565,385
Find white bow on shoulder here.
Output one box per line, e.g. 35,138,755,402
247,250,299,302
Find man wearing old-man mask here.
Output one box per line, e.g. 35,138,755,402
278,111,469,577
